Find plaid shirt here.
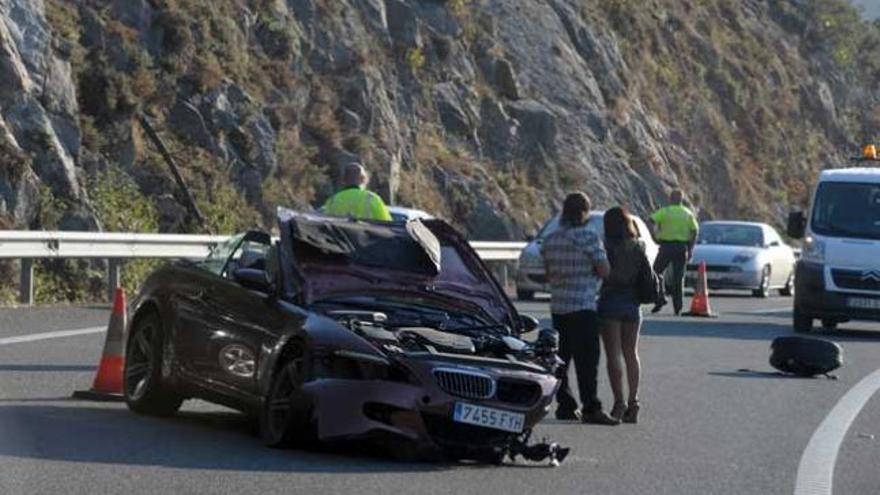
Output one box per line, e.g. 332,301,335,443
540,225,607,314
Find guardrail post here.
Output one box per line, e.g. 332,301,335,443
491,261,509,291
108,259,122,302
19,258,34,305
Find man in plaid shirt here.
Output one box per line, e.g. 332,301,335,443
541,192,618,425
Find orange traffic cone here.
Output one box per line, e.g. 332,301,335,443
683,261,716,317
73,288,127,401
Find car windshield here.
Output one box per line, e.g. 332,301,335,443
698,224,764,247
811,182,880,240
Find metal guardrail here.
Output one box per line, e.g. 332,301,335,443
0,231,526,305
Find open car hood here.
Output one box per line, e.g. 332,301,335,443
277,209,520,331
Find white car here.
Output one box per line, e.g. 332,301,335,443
388,205,434,222
515,211,659,300
686,221,796,298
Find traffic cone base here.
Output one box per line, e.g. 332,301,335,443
682,261,717,318
73,288,127,401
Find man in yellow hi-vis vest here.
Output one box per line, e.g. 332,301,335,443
321,163,392,221
649,189,699,315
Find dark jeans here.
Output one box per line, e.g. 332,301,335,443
552,310,602,415
654,242,689,313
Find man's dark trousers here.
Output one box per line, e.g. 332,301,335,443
552,310,602,415
654,241,689,314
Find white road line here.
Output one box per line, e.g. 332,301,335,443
794,368,880,495
0,326,106,346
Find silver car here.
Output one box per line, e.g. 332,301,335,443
515,211,659,300
686,221,796,298
388,205,434,222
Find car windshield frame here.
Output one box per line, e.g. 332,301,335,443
810,181,880,241
697,224,765,247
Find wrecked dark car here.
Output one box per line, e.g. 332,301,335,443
123,210,567,464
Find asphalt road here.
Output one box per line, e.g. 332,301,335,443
1,292,878,495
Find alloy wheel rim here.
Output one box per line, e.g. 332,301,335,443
126,324,154,400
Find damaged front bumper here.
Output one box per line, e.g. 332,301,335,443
300,357,567,465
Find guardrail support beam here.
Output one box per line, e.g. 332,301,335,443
108,259,122,302
492,262,509,291
19,258,34,305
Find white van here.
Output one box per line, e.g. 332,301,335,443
787,161,880,332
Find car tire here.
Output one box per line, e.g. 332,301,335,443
821,319,838,331
779,272,794,297
752,266,771,298
260,343,312,448
516,289,535,301
793,305,813,334
124,312,184,416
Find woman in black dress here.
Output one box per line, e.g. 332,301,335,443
598,206,649,423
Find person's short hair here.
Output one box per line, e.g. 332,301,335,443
670,189,684,204
560,192,592,227
342,162,370,186
604,206,638,240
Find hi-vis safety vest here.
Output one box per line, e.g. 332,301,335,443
321,186,392,222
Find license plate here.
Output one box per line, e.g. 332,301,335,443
847,297,880,310
453,402,525,433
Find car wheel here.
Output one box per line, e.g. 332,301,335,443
516,289,535,301
793,305,813,334
752,266,771,298
260,343,311,448
821,319,838,331
779,272,794,297
124,312,183,416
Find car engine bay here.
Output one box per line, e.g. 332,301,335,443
321,306,561,374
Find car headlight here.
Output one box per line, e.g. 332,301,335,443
801,237,825,263
732,253,755,264
519,253,543,269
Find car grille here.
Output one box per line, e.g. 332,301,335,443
495,379,541,407
832,269,880,292
433,369,495,400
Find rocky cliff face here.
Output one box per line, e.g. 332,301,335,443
1,0,878,239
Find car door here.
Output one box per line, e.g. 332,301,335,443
171,233,244,377
193,233,289,400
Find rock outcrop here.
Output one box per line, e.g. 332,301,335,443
0,0,878,239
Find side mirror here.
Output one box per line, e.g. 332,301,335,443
234,268,273,293
787,211,806,239
519,314,540,333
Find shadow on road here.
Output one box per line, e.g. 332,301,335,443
0,364,95,372
642,319,880,342
642,320,789,341
0,404,454,473
707,370,830,380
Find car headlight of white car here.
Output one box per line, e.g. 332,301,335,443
518,253,543,270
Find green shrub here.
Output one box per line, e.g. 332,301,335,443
407,47,426,73
89,167,163,297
